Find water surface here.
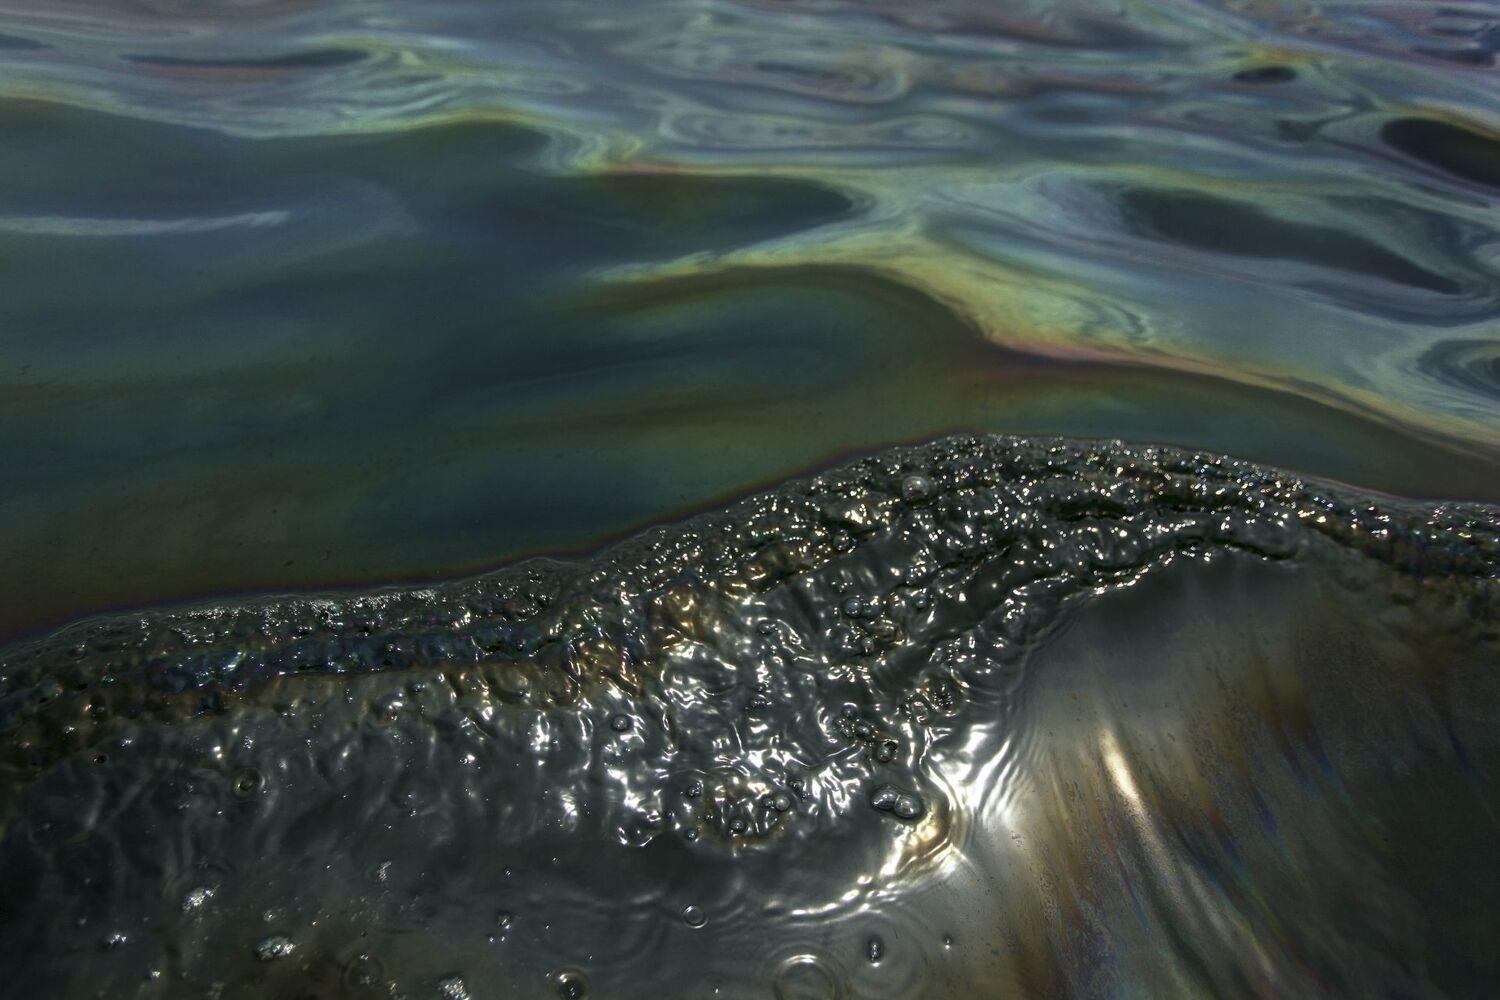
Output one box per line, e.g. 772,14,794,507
3,436,1498,997
1,0,1499,996
0,0,1498,636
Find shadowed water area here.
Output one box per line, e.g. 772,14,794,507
1,0,1500,995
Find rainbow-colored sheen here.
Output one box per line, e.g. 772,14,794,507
0,0,1496,638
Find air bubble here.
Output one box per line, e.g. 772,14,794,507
437,974,470,1000
254,934,295,962
769,791,794,812
869,784,925,820
373,695,403,724
343,952,384,989
231,768,264,799
553,969,590,999
181,886,215,913
609,713,632,732
866,935,884,963
683,905,707,928
901,475,932,502
774,954,840,1000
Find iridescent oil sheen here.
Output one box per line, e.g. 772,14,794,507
0,0,1498,636
0,0,1499,996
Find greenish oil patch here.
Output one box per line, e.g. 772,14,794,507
0,2,1498,641
5,250,1498,641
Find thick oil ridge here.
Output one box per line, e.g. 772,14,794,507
1,434,1498,997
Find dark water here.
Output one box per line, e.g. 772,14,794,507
3,437,1500,997
2,0,1500,996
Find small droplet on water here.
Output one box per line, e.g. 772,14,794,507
254,934,295,962
609,713,632,732
683,904,706,928
867,935,885,963
901,475,932,502
769,791,794,812
894,793,925,820
101,930,128,951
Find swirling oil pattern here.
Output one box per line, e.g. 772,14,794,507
2,0,1500,638
2,436,1499,998
3,0,1500,994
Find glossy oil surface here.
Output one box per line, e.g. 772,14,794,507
2,0,1499,996
0,0,1499,636
3,436,1500,997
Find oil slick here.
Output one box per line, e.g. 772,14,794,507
0,0,1498,992
1,0,1499,637
2,435,1497,996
